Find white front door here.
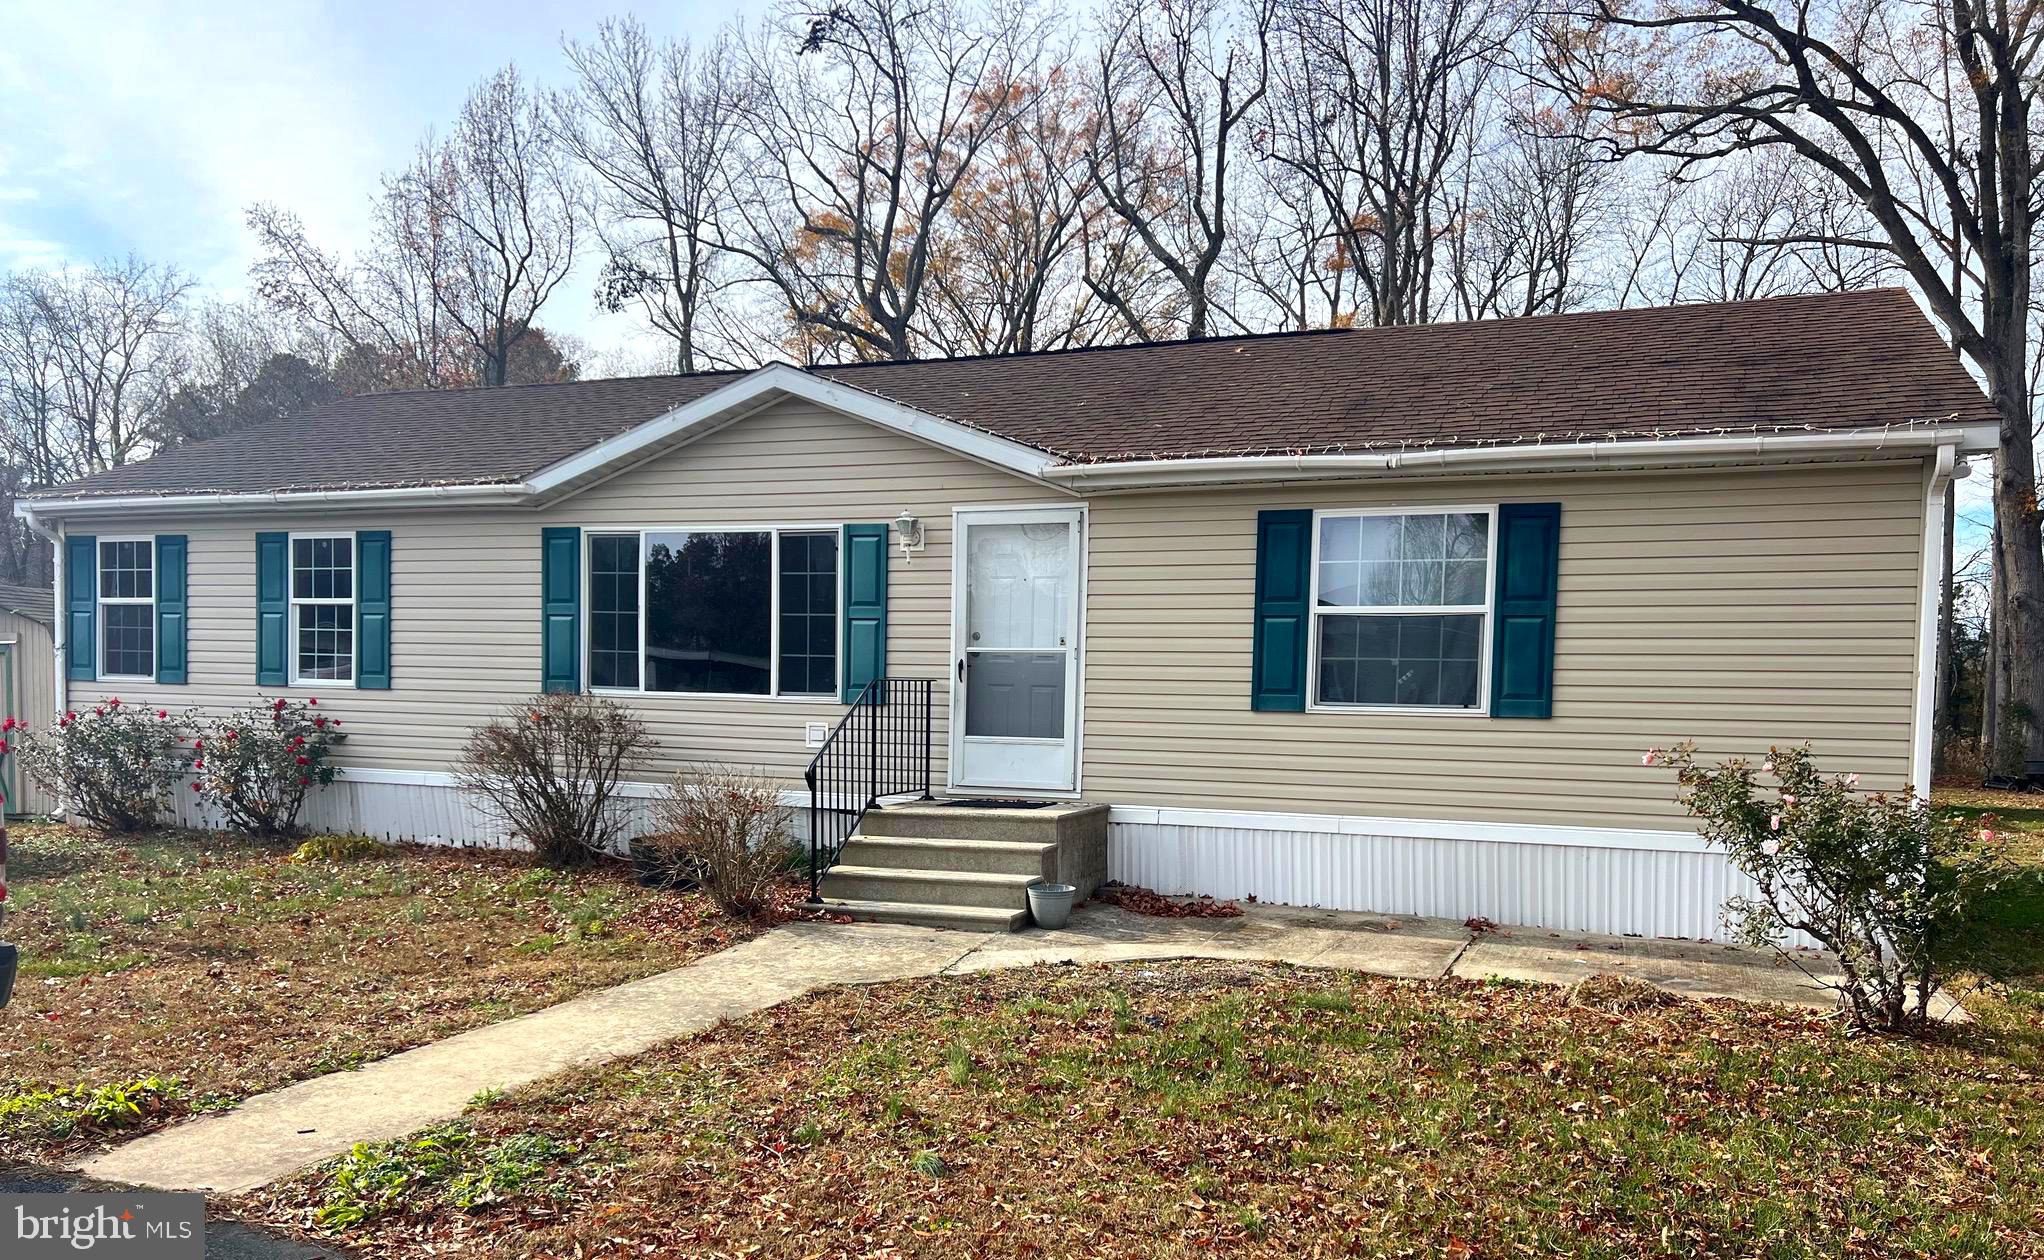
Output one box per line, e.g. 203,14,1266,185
950,506,1083,794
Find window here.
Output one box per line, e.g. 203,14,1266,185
1311,509,1493,711
777,532,839,696
98,538,154,679
588,534,640,690
291,535,354,683
587,528,837,698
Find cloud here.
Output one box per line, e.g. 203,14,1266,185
0,0,404,296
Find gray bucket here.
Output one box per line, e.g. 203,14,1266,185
1028,882,1077,929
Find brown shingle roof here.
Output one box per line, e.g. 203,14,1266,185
32,288,1992,499
0,581,53,625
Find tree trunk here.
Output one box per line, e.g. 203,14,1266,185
1984,496,2006,770
1988,374,2044,774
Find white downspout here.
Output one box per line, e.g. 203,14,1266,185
1910,445,1959,798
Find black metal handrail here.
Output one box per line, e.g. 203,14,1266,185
806,677,935,900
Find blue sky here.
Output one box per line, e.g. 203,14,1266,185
0,0,748,358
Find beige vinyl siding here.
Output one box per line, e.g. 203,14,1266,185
1081,459,1927,831
56,396,1929,836
65,400,1057,783
0,609,57,814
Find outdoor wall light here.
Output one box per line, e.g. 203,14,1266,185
895,509,926,562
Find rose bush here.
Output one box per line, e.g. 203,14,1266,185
13,699,188,832
1649,741,2010,1034
190,696,346,837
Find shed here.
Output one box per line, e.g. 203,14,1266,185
0,580,56,815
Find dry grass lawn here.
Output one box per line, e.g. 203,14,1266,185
224,784,2044,1260
0,823,772,1164
238,960,2044,1260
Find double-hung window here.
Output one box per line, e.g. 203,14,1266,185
1311,508,1494,711
291,535,355,684
586,527,839,698
98,538,154,680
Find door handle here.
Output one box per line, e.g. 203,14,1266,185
957,657,965,682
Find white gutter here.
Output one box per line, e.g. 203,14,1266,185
1041,424,2001,490
13,421,2000,518
15,481,534,522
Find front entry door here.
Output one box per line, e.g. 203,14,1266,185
950,507,1083,794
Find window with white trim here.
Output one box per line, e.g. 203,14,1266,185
586,528,838,697
98,538,154,679
291,535,354,683
1311,509,1493,710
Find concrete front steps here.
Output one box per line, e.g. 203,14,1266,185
816,800,1109,931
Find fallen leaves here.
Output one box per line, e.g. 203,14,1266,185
1094,882,1243,918
230,959,2044,1260
1,823,773,1164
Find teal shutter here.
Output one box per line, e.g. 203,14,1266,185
840,523,888,703
154,534,187,685
256,532,288,686
541,527,580,693
355,530,391,689
65,534,96,682
1490,502,1562,718
1251,510,1312,711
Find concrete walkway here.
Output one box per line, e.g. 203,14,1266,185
74,904,1845,1195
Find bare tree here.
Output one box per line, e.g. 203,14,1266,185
1607,153,1892,306
158,299,340,444
253,65,578,389
1083,0,1275,339
247,196,469,392
398,65,580,386
0,258,190,584
1541,0,2044,766
924,61,1109,354
556,19,744,372
721,0,1034,362
1264,0,1510,327
1226,138,1355,328
0,258,191,479
1441,82,1613,319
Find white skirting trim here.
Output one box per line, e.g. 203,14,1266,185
160,771,833,852
1109,813,1786,944
151,771,1771,944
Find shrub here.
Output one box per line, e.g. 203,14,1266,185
12,700,187,832
454,693,655,867
1650,741,2011,1034
648,764,795,918
190,696,347,837
290,833,388,863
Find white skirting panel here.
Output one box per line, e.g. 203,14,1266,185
1109,819,1776,943
163,776,539,848
157,773,821,855
142,772,1769,944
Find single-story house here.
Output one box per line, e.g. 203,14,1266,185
0,581,57,816
12,288,1995,937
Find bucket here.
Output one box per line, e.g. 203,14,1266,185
1028,882,1077,930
